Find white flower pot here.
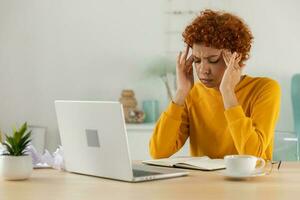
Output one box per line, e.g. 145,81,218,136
0,155,33,180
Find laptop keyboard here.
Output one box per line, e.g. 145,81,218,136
132,169,162,177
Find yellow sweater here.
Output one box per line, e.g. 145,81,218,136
149,75,281,160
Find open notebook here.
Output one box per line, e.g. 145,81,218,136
142,156,225,171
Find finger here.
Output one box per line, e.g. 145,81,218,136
186,58,194,74
186,55,194,67
187,63,194,80
225,50,233,60
184,45,190,60
177,51,182,66
222,50,230,66
237,53,242,61
187,65,193,74
228,52,237,68
224,54,231,67
237,54,242,65
188,67,194,82
223,50,232,66
181,46,190,64
233,53,242,70
223,49,231,56
187,64,193,74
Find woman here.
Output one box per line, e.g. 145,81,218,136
149,10,280,161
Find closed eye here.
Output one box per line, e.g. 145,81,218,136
193,56,220,64
208,59,220,64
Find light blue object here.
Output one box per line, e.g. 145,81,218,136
273,74,300,161
291,74,300,159
273,131,298,161
143,100,159,123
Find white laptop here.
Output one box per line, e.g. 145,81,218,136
55,100,188,182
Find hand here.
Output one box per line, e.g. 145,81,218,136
173,46,194,105
220,51,242,109
219,51,242,94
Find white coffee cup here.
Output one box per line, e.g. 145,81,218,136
224,155,265,175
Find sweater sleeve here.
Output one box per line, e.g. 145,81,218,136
149,101,190,159
224,80,281,159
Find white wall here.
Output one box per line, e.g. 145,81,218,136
0,0,167,151
0,0,299,151
223,0,300,132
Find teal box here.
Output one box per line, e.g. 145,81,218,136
143,100,159,123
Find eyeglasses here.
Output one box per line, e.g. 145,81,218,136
266,160,282,175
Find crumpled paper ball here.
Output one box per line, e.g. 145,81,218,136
27,144,65,170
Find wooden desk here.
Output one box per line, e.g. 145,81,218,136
1,162,300,200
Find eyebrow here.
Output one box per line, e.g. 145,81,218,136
193,55,220,59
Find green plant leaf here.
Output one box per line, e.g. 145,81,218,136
19,138,31,151
19,122,27,134
19,131,31,146
14,122,27,144
3,142,14,155
3,122,32,156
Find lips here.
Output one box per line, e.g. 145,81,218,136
200,78,213,84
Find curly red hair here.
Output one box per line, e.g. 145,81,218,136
183,9,253,66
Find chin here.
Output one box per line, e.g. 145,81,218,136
200,80,216,88
204,85,216,88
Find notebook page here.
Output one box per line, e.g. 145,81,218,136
142,156,209,167
177,159,225,170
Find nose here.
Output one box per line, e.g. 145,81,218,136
199,62,211,75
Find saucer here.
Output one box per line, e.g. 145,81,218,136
220,170,267,179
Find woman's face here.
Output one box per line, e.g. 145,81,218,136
192,43,227,89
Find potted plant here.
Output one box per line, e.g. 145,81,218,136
0,122,33,180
